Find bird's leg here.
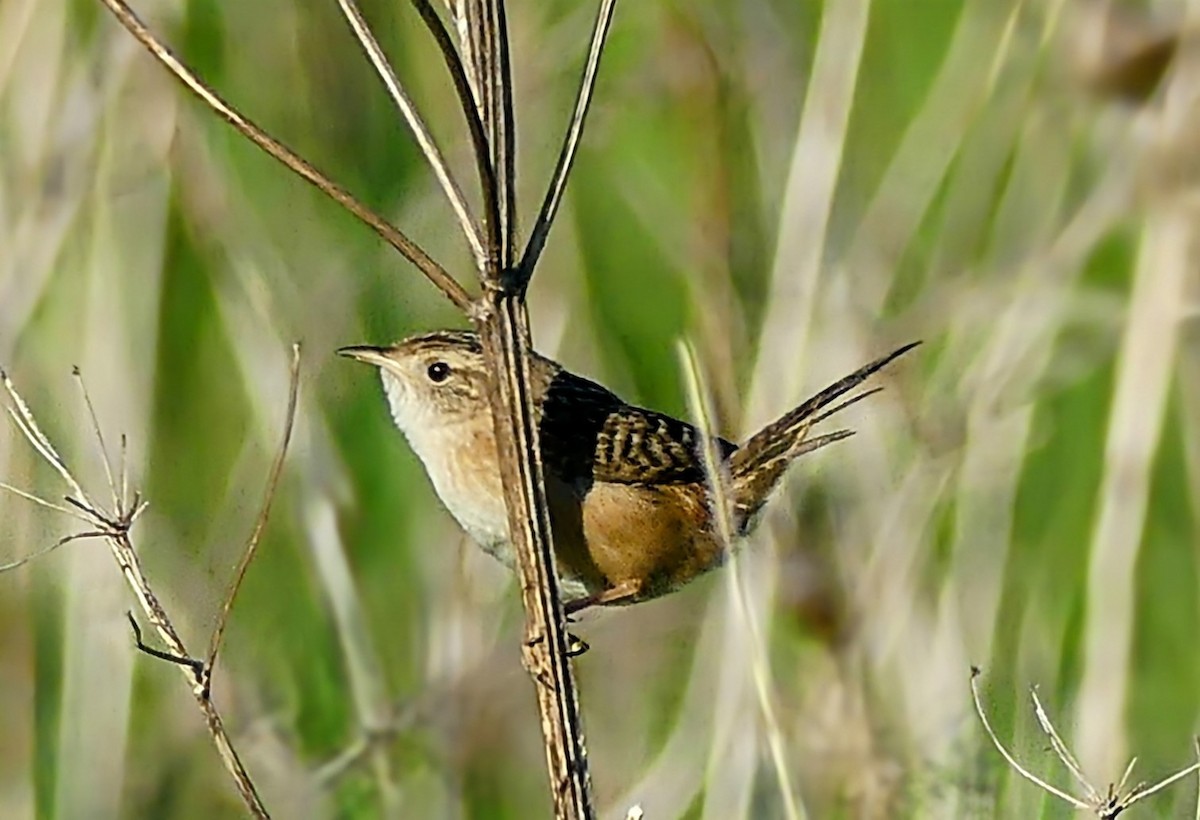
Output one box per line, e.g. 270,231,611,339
565,634,590,657
563,578,644,615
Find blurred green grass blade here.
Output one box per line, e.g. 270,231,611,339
746,0,870,427
1076,211,1191,778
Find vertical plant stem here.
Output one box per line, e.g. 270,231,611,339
459,3,595,816
476,297,594,819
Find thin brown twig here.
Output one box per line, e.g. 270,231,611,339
410,0,501,275
1121,758,1200,811
0,531,106,573
204,343,302,689
440,1,473,84
0,481,96,524
2,373,88,501
1031,685,1101,804
489,0,517,270
461,1,494,142
334,0,485,267
115,526,269,818
119,434,129,515
1115,757,1139,801
65,492,148,526
72,366,120,516
460,0,510,271
460,0,494,118
517,0,617,288
95,0,473,312
128,612,204,673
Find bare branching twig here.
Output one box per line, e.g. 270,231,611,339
0,531,105,573
73,366,120,514
3,369,266,815
0,481,95,524
971,668,1200,818
1,349,302,819
128,612,204,673
1031,683,1102,805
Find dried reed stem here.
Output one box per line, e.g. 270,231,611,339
452,2,609,815
410,0,501,272
93,0,619,814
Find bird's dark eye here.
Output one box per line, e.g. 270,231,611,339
427,361,451,383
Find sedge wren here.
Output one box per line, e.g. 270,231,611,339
340,331,916,613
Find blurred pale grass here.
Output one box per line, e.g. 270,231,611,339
2,0,1199,818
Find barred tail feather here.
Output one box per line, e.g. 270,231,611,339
732,429,854,529
728,341,920,529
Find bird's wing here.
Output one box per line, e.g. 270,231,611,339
538,370,735,486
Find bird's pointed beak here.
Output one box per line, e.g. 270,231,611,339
337,345,391,367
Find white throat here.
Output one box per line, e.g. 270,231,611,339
378,369,511,559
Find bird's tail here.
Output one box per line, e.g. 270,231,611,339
729,341,920,529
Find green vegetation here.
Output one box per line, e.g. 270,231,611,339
1,0,1196,817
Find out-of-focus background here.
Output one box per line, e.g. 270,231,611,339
2,0,1199,817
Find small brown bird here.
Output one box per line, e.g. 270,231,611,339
340,332,916,613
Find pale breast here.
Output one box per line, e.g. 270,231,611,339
402,418,510,557
397,406,603,602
